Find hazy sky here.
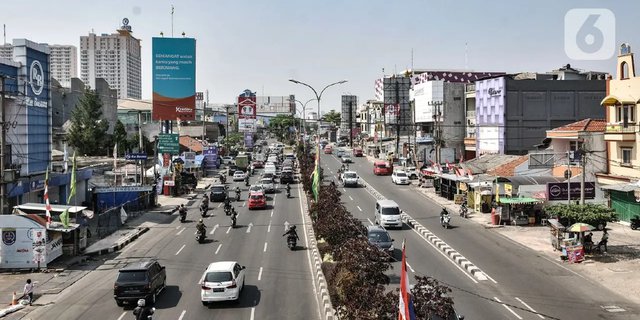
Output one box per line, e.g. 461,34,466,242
2,0,639,113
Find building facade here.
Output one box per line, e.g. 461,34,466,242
475,69,606,156
48,45,77,88
80,19,142,99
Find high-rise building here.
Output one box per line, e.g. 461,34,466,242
49,45,77,88
80,18,141,99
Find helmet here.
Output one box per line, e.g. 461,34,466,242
199,218,203,223
181,204,185,208
291,225,297,230
137,299,146,307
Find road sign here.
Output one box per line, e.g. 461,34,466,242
158,134,180,154
125,153,148,160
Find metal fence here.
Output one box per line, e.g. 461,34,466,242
87,192,156,239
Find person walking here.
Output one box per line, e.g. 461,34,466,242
23,279,34,306
597,230,609,253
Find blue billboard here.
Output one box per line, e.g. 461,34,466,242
152,37,196,121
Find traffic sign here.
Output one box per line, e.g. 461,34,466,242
125,153,148,160
158,134,180,154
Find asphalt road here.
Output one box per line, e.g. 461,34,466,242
23,169,320,320
324,152,640,320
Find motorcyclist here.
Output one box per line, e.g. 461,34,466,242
200,200,208,211
235,186,241,200
133,299,152,320
196,218,207,235
224,197,231,209
440,207,449,224
245,175,250,186
230,209,238,226
179,204,187,217
286,183,291,194
282,225,299,240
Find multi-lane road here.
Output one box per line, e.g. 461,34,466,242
24,169,320,320
322,151,639,320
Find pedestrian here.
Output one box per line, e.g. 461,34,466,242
583,232,594,254
597,230,609,253
23,279,34,306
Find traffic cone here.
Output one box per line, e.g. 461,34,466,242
11,291,17,305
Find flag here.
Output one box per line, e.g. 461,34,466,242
67,152,77,204
467,168,474,181
59,208,70,228
44,167,51,226
398,240,416,320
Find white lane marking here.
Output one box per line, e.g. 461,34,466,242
258,267,263,281
494,297,523,319
348,195,353,201
357,206,362,211
226,226,232,234
175,226,180,229
267,223,271,233
246,222,253,233
243,202,246,207
406,262,415,273
176,227,186,235
215,244,222,255
263,242,268,252
209,223,219,235
343,188,347,192
367,218,374,226
250,307,255,320
270,210,274,217
117,311,126,320
178,310,187,320
175,244,185,255
515,297,545,319
217,203,222,208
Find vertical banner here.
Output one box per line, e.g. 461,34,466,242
238,89,257,132
152,37,197,121
244,132,254,148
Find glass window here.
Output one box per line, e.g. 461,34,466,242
368,231,390,242
205,271,233,282
117,271,147,282
616,106,622,122
622,148,632,165
381,207,400,216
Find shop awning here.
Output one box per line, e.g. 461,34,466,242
601,181,640,192
498,197,543,204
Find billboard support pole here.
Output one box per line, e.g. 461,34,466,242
567,151,571,205
581,150,586,205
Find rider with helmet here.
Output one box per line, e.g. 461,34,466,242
133,299,153,320
282,225,299,240
196,218,207,235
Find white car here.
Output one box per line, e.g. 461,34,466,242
259,178,275,193
404,166,418,179
221,156,234,165
342,171,359,187
232,171,246,181
200,261,246,304
391,171,410,185
249,185,265,194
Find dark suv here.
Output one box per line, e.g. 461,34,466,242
210,184,227,202
280,171,294,184
114,259,166,307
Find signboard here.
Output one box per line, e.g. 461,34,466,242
341,95,357,131
94,186,153,193
158,134,180,154
30,180,45,192
183,152,196,160
152,37,197,121
244,132,254,148
32,229,46,264
382,77,411,135
547,182,596,201
505,183,513,197
164,180,175,186
238,90,257,133
238,118,257,132
125,153,148,160
203,147,218,169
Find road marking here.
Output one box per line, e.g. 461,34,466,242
515,297,545,319
263,242,268,252
175,226,180,229
367,218,374,226
226,226,232,234
348,195,353,201
270,210,274,217
406,262,415,273
602,305,626,313
250,307,255,320
357,205,362,211
117,311,126,320
267,223,271,233
178,310,186,320
258,267,263,281
210,224,219,235
494,297,522,319
176,227,186,235
246,222,253,233
215,244,222,254
175,244,185,255
243,202,246,207
343,188,347,192
217,203,222,208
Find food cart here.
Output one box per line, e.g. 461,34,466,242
547,218,566,251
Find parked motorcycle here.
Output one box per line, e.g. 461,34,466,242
631,215,640,230
441,215,451,229
286,235,297,250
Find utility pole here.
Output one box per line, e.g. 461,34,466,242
580,149,586,205
429,100,443,165
0,76,5,214
567,150,571,205
225,105,230,153
138,111,143,185
349,100,353,149
395,77,400,158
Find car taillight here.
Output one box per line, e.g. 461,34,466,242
113,284,118,290
227,280,237,289
201,285,211,290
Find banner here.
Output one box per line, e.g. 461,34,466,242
547,182,596,201
152,37,197,121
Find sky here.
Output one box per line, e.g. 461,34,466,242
2,0,639,114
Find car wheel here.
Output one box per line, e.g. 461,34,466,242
116,300,124,307
202,301,209,306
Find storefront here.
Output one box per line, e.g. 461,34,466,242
497,197,544,226
601,181,640,223
436,174,470,201
467,180,494,213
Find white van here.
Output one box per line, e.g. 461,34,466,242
375,199,403,229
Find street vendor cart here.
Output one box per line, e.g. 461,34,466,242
547,218,566,251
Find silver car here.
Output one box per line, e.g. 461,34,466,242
259,178,275,193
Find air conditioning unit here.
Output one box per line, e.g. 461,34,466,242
2,169,16,183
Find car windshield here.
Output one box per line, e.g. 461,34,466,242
204,271,233,282
212,186,225,192
250,194,264,200
234,171,243,175
395,172,407,177
261,179,272,184
368,231,391,242
117,271,147,282
381,207,400,215
344,173,357,179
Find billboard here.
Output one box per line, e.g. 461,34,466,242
244,132,254,148
383,77,411,135
341,95,357,131
547,182,596,201
152,37,196,121
203,147,218,169
238,90,257,132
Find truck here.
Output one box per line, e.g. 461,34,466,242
235,154,249,171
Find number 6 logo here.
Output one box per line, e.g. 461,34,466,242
564,9,615,60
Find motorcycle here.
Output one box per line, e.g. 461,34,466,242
196,229,206,243
179,209,187,223
200,204,208,217
286,189,291,198
631,215,640,230
231,214,237,228
235,191,241,202
224,206,231,216
441,215,451,229
245,178,250,187
459,204,468,218
286,235,297,250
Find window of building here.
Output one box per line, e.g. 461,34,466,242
569,140,583,152
622,148,632,165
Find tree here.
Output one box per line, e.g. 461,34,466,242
322,110,341,127
268,114,298,140
545,204,618,228
113,120,128,156
67,88,109,155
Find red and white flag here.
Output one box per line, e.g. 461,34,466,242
398,240,416,320
44,167,51,226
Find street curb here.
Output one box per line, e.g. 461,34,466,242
300,194,336,320
84,227,150,257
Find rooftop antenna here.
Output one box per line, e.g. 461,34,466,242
465,42,468,70
3,24,6,45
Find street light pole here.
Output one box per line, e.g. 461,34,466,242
288,79,348,140
294,98,316,136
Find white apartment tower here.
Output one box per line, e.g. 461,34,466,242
49,45,77,88
80,19,141,99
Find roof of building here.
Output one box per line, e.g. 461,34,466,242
549,118,606,132
460,154,522,174
179,136,203,153
487,155,530,177
118,98,152,111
